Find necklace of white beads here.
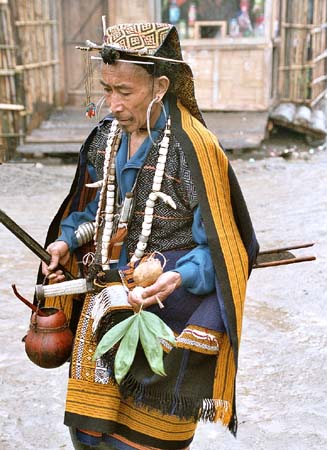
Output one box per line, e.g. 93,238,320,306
93,119,121,269
92,116,174,269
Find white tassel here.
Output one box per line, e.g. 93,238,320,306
91,285,130,333
91,289,111,333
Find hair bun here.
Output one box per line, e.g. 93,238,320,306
101,47,120,64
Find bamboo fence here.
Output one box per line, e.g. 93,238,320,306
310,0,327,106
0,0,59,161
278,0,327,106
0,0,21,161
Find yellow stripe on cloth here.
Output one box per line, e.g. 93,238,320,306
66,378,121,422
177,101,249,423
212,332,235,424
66,290,198,443
118,397,197,440
178,100,248,343
66,378,197,442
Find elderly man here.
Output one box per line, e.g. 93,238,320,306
41,22,259,450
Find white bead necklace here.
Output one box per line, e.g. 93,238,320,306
132,116,175,261
93,119,121,269
92,116,175,269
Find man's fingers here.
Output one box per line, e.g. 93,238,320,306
142,283,161,298
47,252,60,272
41,241,69,280
48,270,64,280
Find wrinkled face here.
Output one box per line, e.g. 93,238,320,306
101,62,159,133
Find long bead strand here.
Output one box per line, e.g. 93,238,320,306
132,116,172,260
93,119,121,269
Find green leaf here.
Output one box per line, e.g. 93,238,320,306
114,314,140,384
140,310,176,346
93,314,136,361
139,313,166,377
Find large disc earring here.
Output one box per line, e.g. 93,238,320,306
95,95,106,120
146,97,167,146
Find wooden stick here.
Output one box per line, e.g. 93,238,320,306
253,256,316,269
259,242,314,255
14,19,56,26
15,59,59,71
0,103,25,110
282,22,312,29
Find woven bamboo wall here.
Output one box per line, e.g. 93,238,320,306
279,0,327,105
311,0,327,106
0,0,21,161
0,0,60,161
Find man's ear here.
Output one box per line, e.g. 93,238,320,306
155,76,170,100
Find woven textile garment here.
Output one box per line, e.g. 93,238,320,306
37,21,259,450
40,96,259,449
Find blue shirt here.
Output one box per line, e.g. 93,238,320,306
58,108,215,295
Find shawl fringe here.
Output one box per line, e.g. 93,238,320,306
119,372,232,426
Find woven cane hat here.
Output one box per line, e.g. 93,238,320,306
100,23,204,124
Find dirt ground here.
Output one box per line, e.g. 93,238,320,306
0,137,327,450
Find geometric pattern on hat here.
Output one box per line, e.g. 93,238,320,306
104,23,172,55
103,22,205,125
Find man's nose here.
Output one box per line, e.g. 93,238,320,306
109,93,123,114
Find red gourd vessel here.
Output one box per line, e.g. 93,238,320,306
24,307,74,369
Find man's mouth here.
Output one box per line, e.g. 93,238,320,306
116,117,130,124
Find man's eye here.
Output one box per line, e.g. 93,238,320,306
104,87,111,93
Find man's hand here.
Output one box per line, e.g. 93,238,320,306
42,241,70,282
128,271,182,311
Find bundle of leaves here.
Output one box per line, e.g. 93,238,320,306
93,310,176,384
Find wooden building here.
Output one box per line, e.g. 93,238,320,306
0,0,326,160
